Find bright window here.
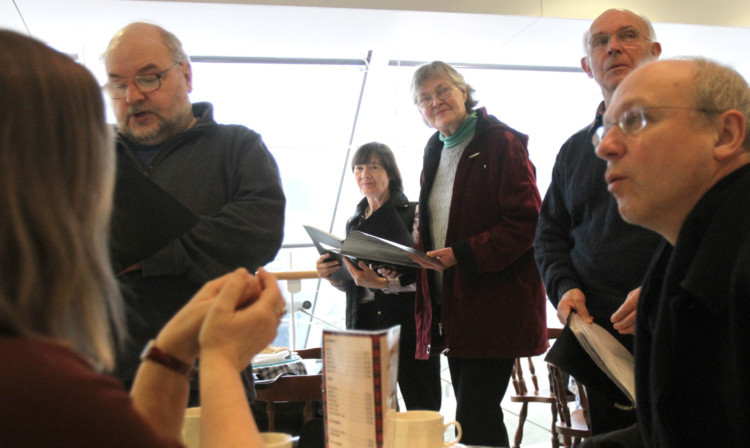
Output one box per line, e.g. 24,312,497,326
186,54,602,348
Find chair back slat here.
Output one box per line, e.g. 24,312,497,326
549,363,591,447
510,328,564,448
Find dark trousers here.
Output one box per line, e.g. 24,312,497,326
588,389,637,435
396,337,442,411
581,423,642,448
356,300,442,412
448,357,515,447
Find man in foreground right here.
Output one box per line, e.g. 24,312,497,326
590,57,750,447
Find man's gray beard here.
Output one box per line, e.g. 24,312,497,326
121,113,192,146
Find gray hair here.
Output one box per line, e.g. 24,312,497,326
582,10,657,55
689,57,750,148
410,61,478,111
156,24,190,64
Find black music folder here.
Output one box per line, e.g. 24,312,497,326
110,159,199,273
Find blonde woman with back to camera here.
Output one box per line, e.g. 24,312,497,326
0,30,285,447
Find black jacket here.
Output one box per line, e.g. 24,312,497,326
534,104,661,347
112,102,285,384
636,164,750,447
342,191,416,331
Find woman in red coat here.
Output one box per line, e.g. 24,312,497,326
409,61,548,447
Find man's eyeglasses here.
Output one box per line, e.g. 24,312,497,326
417,85,455,109
592,105,718,147
103,62,181,99
588,27,650,52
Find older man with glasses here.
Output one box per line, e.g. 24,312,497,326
534,9,663,435
103,22,286,404
587,56,750,448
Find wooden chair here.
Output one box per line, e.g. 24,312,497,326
549,364,591,448
510,328,567,448
254,347,323,432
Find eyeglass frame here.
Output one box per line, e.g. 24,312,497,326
103,62,182,99
588,26,651,52
416,84,457,109
592,105,720,147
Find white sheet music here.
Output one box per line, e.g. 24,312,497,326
569,313,636,404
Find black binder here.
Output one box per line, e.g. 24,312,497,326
109,159,199,273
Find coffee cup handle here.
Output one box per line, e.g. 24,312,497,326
443,420,462,446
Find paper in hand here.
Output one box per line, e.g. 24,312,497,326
546,312,636,408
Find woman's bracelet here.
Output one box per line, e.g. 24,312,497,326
140,340,197,380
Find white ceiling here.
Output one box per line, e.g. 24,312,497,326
2,0,750,79
123,0,750,28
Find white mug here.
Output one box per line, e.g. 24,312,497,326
260,432,293,448
180,407,201,448
390,410,462,448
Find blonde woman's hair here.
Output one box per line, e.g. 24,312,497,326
0,30,125,370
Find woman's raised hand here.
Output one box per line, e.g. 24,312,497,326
198,268,286,371
154,272,241,364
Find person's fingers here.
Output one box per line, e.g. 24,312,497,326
410,252,445,270
556,304,570,325
342,258,358,274
615,322,636,335
613,310,636,334
576,307,594,324
620,325,636,335
192,271,233,300
408,253,432,269
256,268,285,314
377,267,395,277
212,268,252,312
612,287,640,324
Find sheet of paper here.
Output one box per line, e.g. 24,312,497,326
569,313,636,404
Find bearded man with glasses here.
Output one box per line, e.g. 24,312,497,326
534,9,663,435
103,22,285,404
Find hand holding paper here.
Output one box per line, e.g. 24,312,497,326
408,247,454,272
611,287,640,335
407,251,447,271
557,288,593,326
569,313,636,405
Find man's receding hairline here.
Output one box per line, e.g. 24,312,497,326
583,9,656,56
103,22,172,64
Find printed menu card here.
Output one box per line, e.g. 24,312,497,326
323,326,400,448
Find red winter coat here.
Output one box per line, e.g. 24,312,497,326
414,108,548,360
